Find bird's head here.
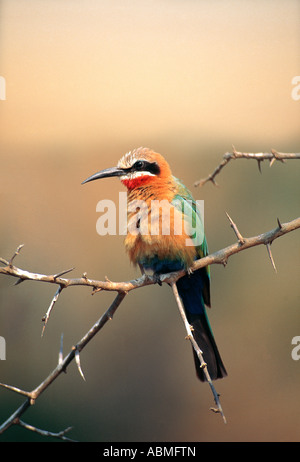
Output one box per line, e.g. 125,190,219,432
82,147,172,190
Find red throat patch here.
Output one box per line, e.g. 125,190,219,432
121,175,153,190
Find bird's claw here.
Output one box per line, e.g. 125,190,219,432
187,267,194,275
153,273,162,286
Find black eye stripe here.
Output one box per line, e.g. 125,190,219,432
128,160,160,175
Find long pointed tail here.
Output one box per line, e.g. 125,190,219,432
176,272,227,382
187,312,227,381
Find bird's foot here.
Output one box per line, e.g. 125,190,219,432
153,272,162,286
187,266,194,276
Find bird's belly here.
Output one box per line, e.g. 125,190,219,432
125,232,196,274
125,195,197,273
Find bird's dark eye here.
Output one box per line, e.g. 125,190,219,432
130,159,160,175
134,160,145,170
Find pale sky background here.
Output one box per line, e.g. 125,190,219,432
1,0,299,149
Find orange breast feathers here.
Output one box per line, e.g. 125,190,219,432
124,184,197,269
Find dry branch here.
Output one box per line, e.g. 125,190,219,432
17,420,74,442
1,216,299,295
171,282,226,423
0,292,126,437
194,147,300,187
0,214,299,438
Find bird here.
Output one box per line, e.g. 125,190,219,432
82,147,227,382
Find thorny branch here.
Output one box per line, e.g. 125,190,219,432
17,420,74,442
0,215,299,438
171,282,226,423
1,217,299,296
0,292,126,439
194,147,300,187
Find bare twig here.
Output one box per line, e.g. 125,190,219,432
0,259,155,293
194,147,300,187
41,286,64,337
188,216,300,274
0,382,32,399
0,292,126,437
171,282,226,423
8,244,24,266
17,420,75,442
225,212,245,245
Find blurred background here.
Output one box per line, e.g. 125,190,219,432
0,0,299,442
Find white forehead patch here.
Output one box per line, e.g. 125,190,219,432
118,151,148,169
117,151,132,168
117,147,152,169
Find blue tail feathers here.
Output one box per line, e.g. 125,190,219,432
176,269,227,381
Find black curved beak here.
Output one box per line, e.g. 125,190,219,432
81,166,125,185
